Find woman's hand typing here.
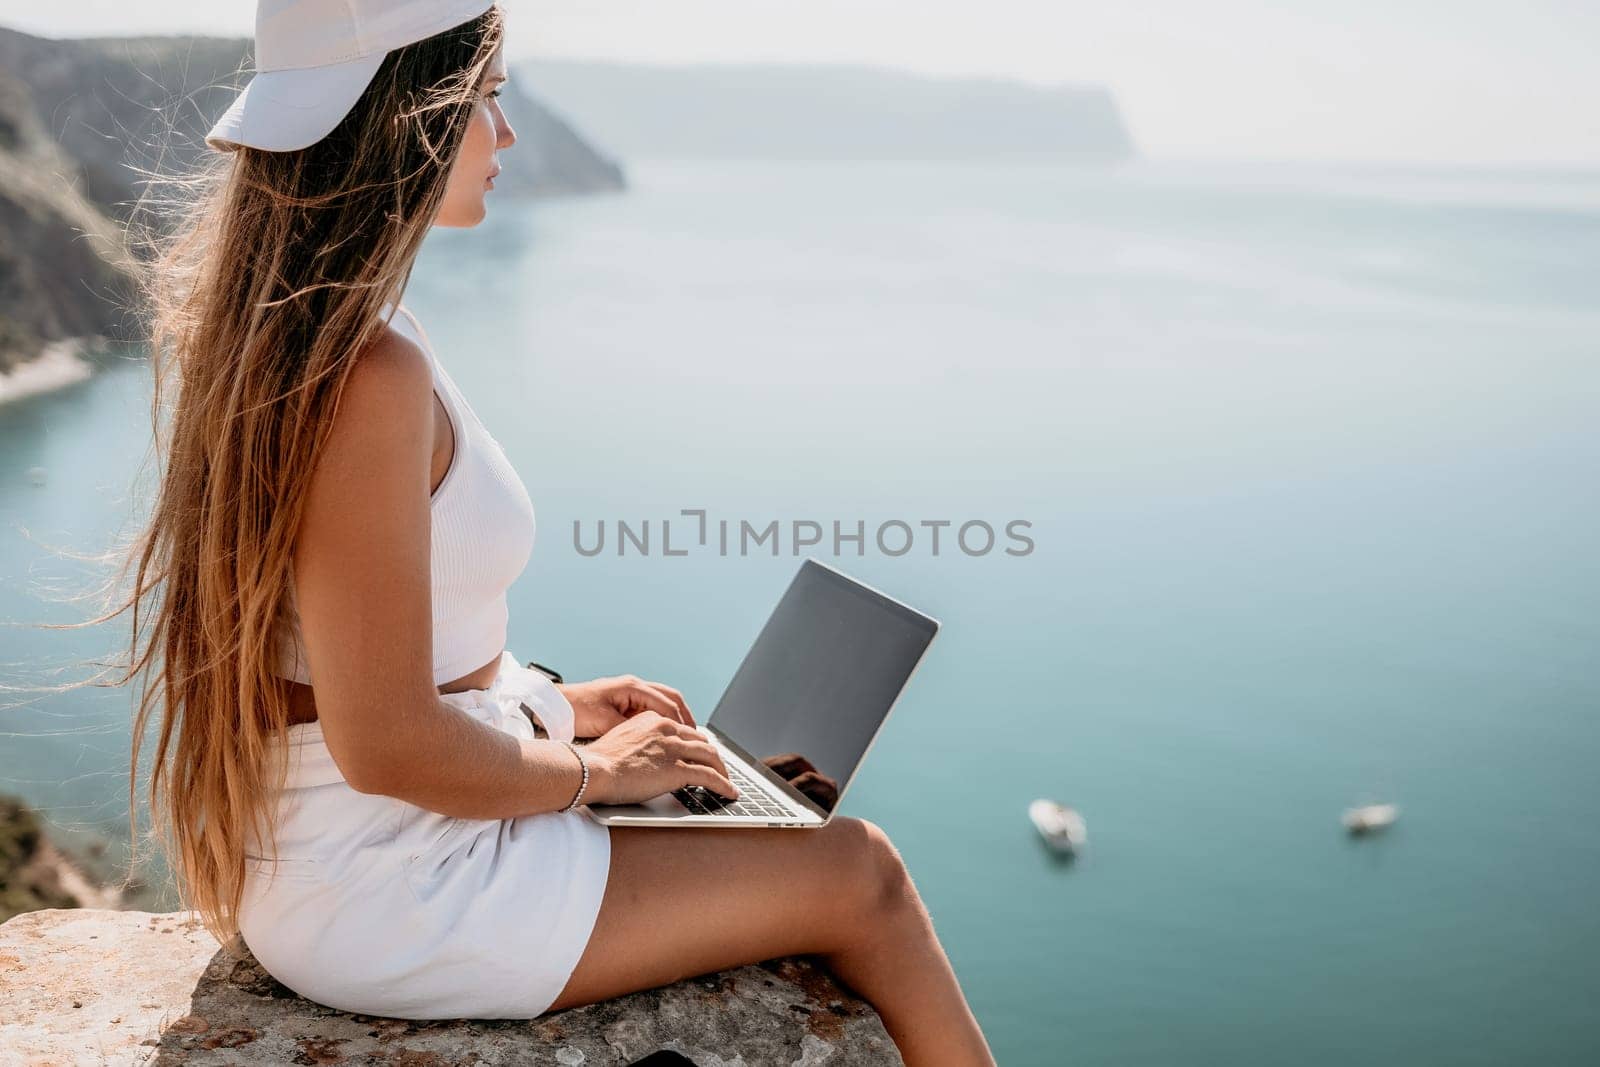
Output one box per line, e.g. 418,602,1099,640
557,673,696,739
578,712,741,805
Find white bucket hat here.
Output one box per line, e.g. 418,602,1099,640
206,0,499,153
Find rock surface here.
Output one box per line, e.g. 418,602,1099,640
0,909,903,1066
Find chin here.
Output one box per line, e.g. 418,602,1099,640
432,200,488,229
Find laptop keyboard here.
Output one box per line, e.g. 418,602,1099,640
672,761,796,818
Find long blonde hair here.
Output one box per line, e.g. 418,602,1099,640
25,5,504,946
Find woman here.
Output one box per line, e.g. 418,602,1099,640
101,1,994,1062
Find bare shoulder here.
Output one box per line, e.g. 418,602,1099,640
315,322,434,478
340,322,432,423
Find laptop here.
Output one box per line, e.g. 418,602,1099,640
581,557,940,828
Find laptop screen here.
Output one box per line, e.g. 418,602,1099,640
706,559,939,815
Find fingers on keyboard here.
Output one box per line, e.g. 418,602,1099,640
673,785,788,818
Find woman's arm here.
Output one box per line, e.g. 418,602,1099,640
290,327,610,819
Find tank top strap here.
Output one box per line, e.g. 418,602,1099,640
381,302,430,366
382,301,456,404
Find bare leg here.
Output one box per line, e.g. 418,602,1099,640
548,816,995,1066
821,831,996,1065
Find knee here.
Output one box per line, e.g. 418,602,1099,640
840,816,915,919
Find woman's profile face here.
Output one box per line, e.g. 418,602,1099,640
434,44,515,228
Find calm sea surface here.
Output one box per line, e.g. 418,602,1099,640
2,159,1597,1065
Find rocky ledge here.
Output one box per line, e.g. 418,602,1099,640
0,908,902,1066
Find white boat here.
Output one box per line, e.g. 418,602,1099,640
1342,803,1400,834
1029,799,1087,853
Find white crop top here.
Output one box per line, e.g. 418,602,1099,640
272,301,537,687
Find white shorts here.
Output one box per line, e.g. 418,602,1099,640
237,649,613,1020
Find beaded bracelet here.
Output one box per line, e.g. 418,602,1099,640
558,740,590,813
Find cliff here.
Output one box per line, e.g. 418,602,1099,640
0,64,137,380
0,23,625,391
0,794,123,923
0,25,626,225
491,80,626,198
0,909,902,1065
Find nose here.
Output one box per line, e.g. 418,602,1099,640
497,114,516,150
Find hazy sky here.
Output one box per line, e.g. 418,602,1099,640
2,0,1595,166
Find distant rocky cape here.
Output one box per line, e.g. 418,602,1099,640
519,58,1138,163
0,24,624,383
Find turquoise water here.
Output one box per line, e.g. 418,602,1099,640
3,159,1597,1064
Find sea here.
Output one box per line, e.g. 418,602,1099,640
2,158,1597,1065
